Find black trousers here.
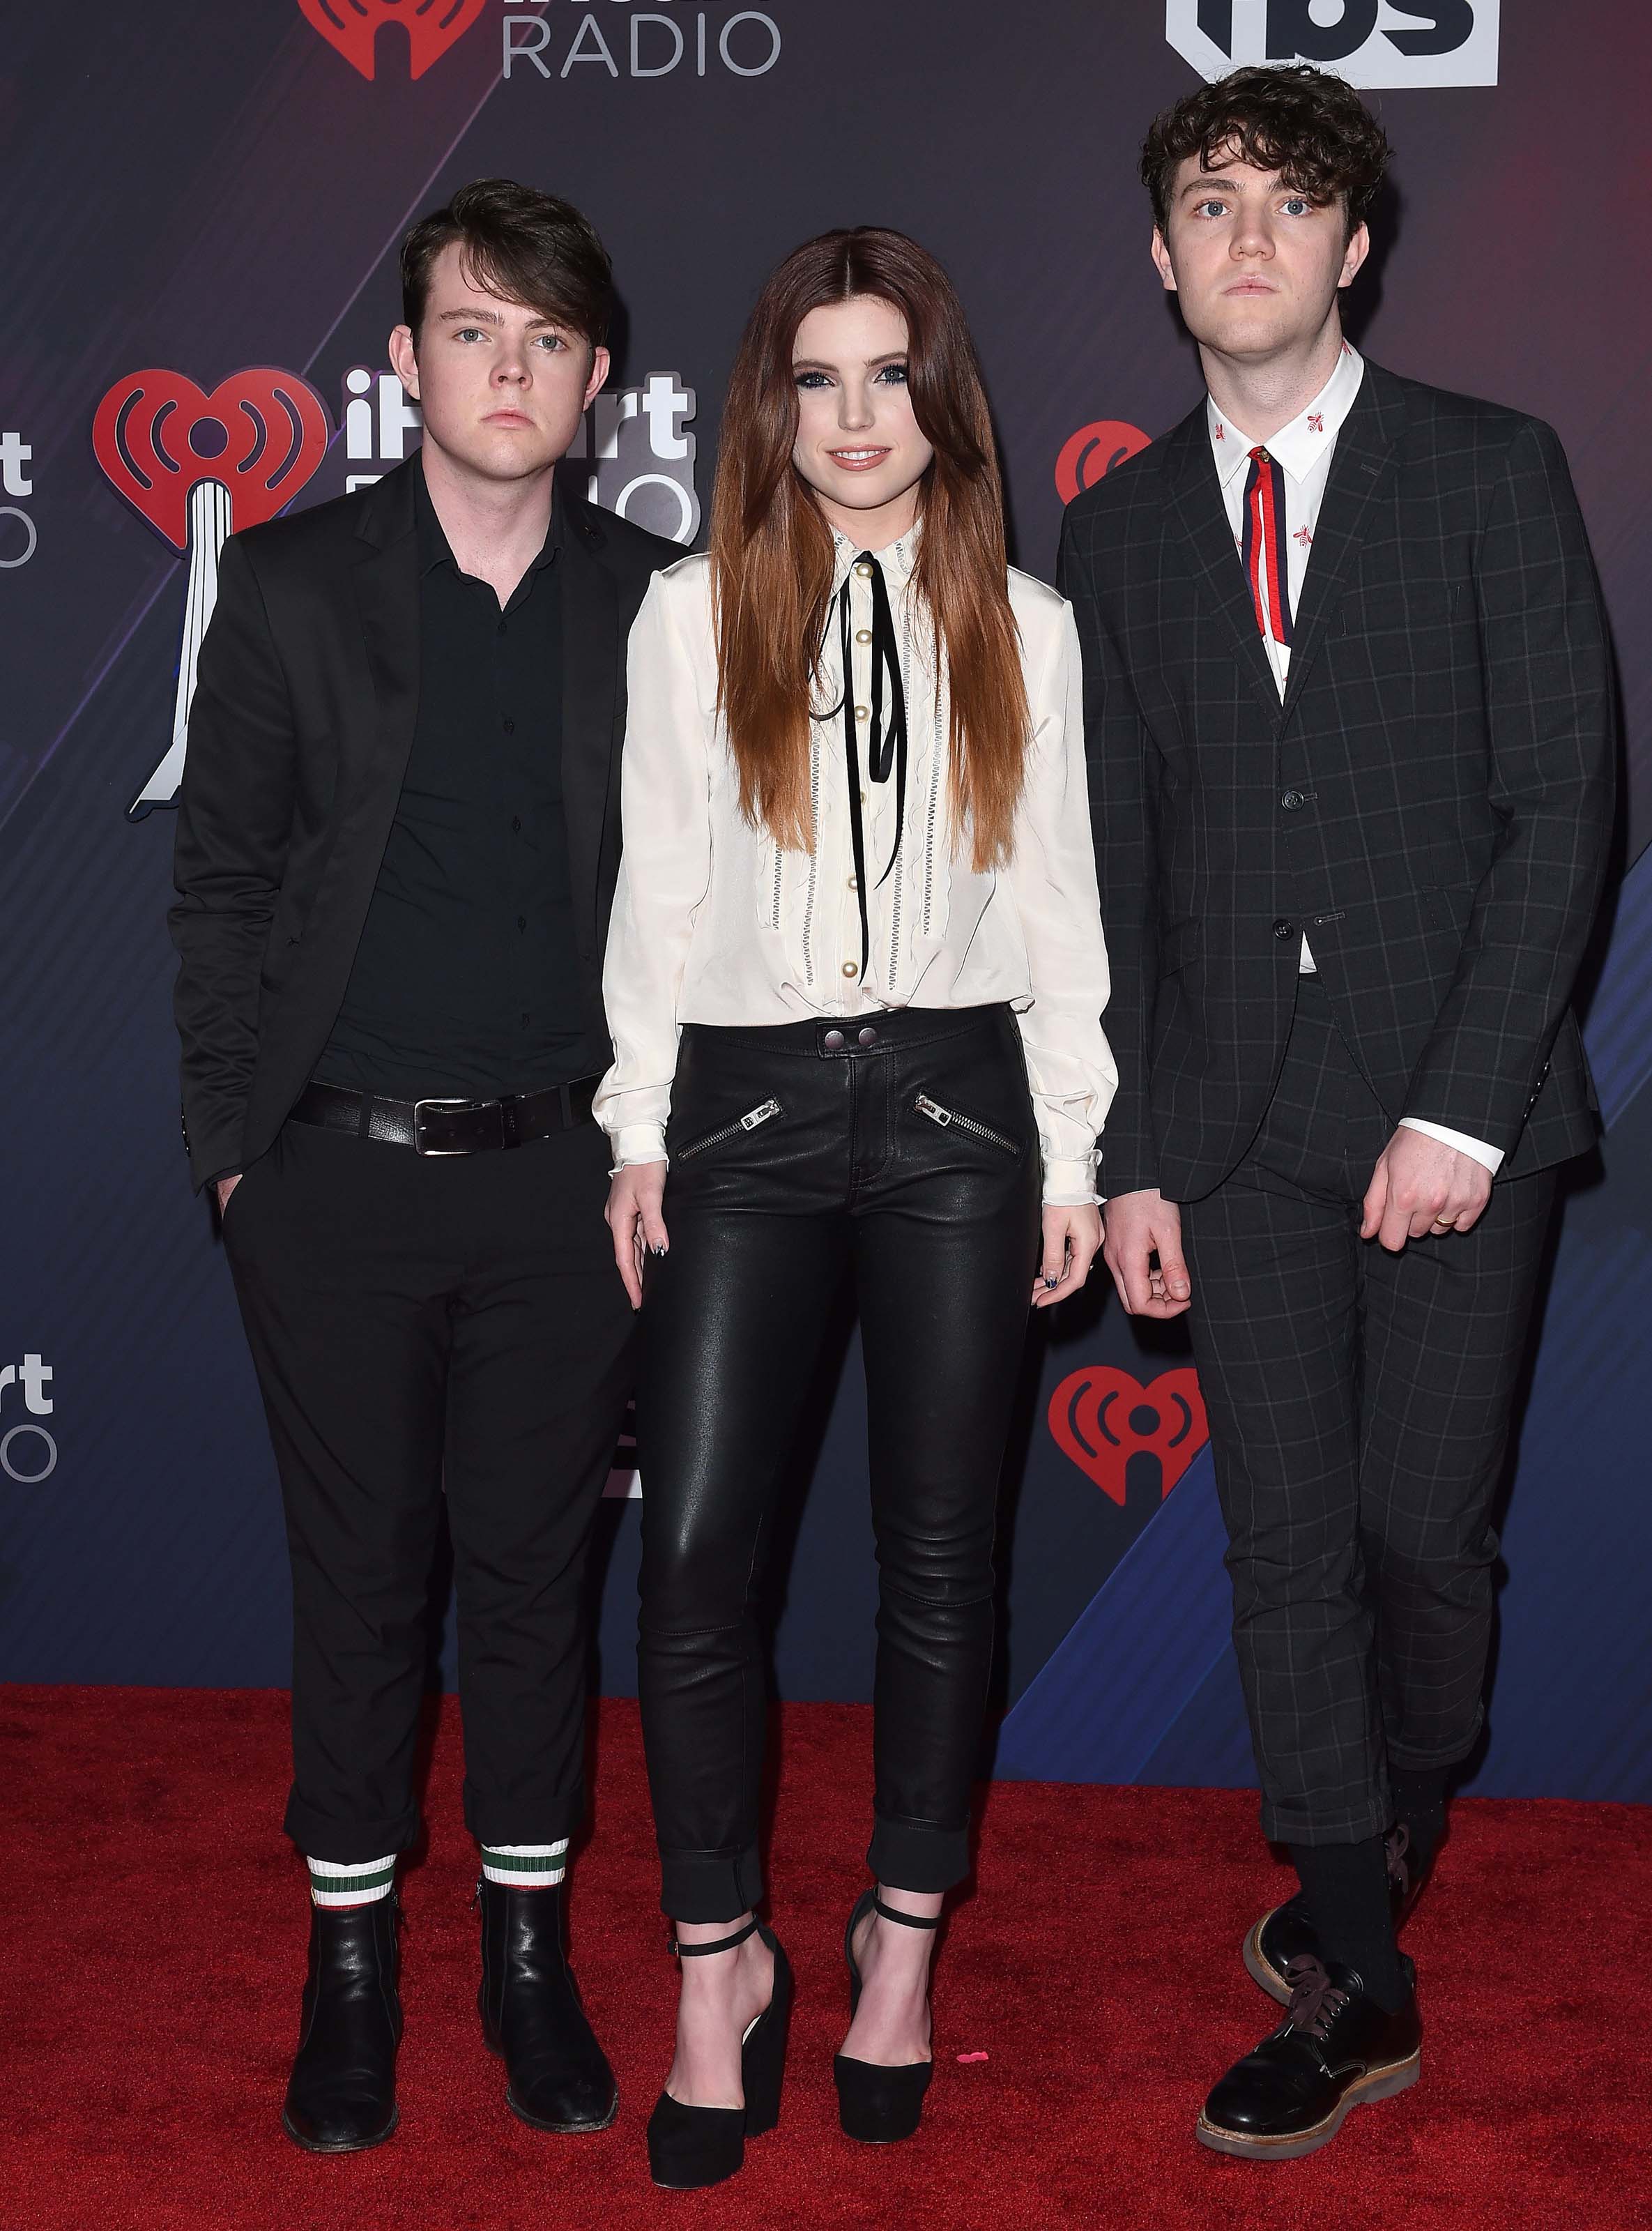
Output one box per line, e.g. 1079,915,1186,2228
636,1004,1042,1921
222,1115,634,1866
1179,977,1556,1845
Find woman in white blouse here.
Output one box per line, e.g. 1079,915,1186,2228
597,227,1116,2190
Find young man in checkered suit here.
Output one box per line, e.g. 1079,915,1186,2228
1059,66,1613,2158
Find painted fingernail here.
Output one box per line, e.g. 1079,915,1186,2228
1043,1275,1060,1289
651,1244,668,1256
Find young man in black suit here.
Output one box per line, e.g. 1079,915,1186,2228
171,181,681,2152
1060,70,1612,2157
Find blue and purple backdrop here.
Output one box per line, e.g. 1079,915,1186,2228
3,1,1648,1803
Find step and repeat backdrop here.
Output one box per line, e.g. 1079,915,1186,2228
3,2,1649,1800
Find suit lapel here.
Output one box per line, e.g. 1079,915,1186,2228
558,497,620,959
347,462,422,821
1163,409,1284,723
1280,360,1410,721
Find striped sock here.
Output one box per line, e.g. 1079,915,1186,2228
481,1841,569,1889
307,1853,397,1908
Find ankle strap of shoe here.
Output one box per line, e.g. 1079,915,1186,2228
873,1896,941,1930
670,1917,760,1958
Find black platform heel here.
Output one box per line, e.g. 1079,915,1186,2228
645,1917,793,2190
833,1889,940,2144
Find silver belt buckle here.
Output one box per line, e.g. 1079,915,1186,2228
413,1097,490,1155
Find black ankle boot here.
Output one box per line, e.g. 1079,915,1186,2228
477,1877,617,2133
833,1889,940,2144
282,1896,402,2153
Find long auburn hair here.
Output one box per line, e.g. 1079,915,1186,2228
710,227,1027,872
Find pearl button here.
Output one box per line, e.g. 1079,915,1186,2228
841,961,859,978
823,1028,846,1050
848,875,859,891
856,628,872,644
855,705,869,721
855,561,874,578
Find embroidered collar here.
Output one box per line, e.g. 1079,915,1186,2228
1207,341,1366,489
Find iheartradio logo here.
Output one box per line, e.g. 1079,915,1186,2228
1047,1366,1208,1509
298,0,489,82
1055,420,1152,505
93,369,331,818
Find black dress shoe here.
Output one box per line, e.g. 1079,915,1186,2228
1243,1826,1420,2005
477,1878,618,2133
1198,1954,1421,2160
282,1896,402,2153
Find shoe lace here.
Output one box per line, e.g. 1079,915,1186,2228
1283,1954,1350,2043
1384,1822,1412,1902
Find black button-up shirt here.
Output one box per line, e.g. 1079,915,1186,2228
320,464,601,1099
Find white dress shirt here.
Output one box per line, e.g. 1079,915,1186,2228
595,531,1118,1204
1207,344,1502,1175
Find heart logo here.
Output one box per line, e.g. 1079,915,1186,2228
296,0,490,82
1048,1366,1208,1508
93,370,331,551
1055,420,1152,505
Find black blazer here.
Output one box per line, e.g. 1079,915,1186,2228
1057,358,1615,1203
170,456,680,1190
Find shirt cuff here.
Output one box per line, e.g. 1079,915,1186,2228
1042,1155,1100,1207
1397,1118,1505,1175
611,1122,668,1166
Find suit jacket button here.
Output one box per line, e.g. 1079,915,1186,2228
1281,789,1305,810
1273,918,1295,941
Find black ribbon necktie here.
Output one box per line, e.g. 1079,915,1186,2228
834,553,908,983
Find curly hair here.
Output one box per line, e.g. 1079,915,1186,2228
1141,65,1391,241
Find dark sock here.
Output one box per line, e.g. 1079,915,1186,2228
1389,1765,1451,1882
1289,1837,1408,2012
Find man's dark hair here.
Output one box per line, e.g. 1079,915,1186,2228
400,178,613,349
1141,64,1390,241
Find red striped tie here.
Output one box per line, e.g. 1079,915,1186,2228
1241,447,1292,647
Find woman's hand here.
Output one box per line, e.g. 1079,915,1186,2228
1030,1201,1101,1309
606,1159,669,1309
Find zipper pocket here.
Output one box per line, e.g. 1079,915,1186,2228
675,1099,783,1160
912,1094,1019,1156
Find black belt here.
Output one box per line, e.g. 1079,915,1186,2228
290,1075,600,1155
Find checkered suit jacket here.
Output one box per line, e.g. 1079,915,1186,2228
1057,358,1614,1203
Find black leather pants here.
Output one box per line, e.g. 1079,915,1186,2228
636,1003,1042,1921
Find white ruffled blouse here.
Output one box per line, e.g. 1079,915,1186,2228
595,529,1117,1204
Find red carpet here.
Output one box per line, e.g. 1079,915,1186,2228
3,1688,1645,2230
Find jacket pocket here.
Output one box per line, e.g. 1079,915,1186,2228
674,1098,785,1162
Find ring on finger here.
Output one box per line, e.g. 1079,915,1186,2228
1431,1217,1455,1233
